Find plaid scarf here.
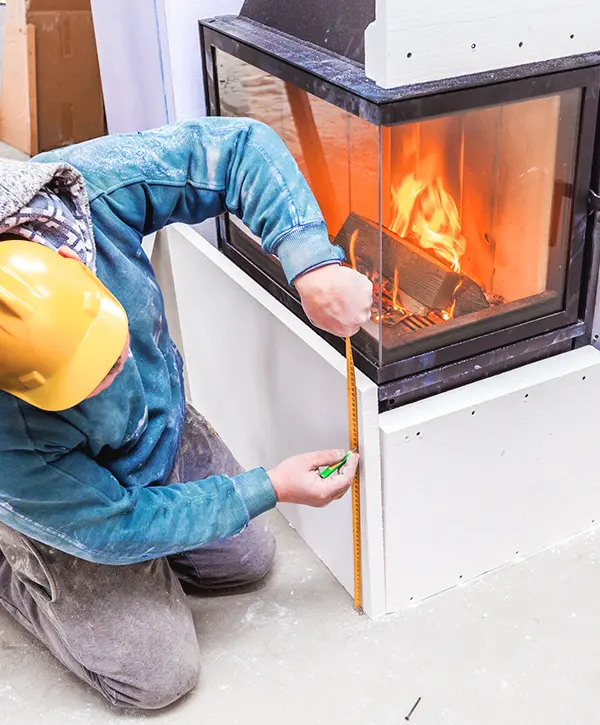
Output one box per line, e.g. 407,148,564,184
0,161,96,271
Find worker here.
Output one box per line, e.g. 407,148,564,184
0,118,372,709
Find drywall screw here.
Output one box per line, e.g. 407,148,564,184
405,697,422,721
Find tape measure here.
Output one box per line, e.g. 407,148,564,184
345,337,362,613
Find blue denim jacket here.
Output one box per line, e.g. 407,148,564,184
0,119,344,564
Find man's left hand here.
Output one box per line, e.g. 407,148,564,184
295,265,373,337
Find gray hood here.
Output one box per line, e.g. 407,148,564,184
0,158,96,271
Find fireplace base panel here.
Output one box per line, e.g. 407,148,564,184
152,224,600,618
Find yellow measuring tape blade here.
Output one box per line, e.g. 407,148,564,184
345,337,362,613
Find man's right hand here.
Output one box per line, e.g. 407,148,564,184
294,265,373,337
268,450,359,508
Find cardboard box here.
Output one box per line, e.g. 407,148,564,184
0,0,33,154
0,0,106,155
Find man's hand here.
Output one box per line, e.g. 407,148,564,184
268,450,359,508
295,265,373,337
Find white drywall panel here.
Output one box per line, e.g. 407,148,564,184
90,0,174,134
381,345,600,612
365,0,600,88
161,224,386,617
91,0,244,133
163,0,244,121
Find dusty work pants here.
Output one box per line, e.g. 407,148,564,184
0,405,276,710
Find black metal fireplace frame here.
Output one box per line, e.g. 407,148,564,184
200,16,600,411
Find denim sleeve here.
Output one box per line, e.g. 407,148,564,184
35,118,344,283
0,401,276,565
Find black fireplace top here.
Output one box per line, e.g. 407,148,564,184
240,0,375,64
201,15,600,125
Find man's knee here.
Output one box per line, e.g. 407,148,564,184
101,641,201,710
170,518,277,590
131,655,201,710
89,571,202,710
236,521,276,585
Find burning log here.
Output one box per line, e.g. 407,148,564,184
334,213,489,318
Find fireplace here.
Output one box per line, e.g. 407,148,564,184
200,6,600,411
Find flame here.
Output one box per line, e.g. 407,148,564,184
349,228,359,271
441,279,464,320
347,157,470,328
389,170,466,274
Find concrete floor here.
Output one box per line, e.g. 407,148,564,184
1,508,600,725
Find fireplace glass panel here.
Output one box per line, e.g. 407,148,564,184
215,50,581,367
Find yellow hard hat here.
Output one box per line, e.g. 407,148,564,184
0,239,129,411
